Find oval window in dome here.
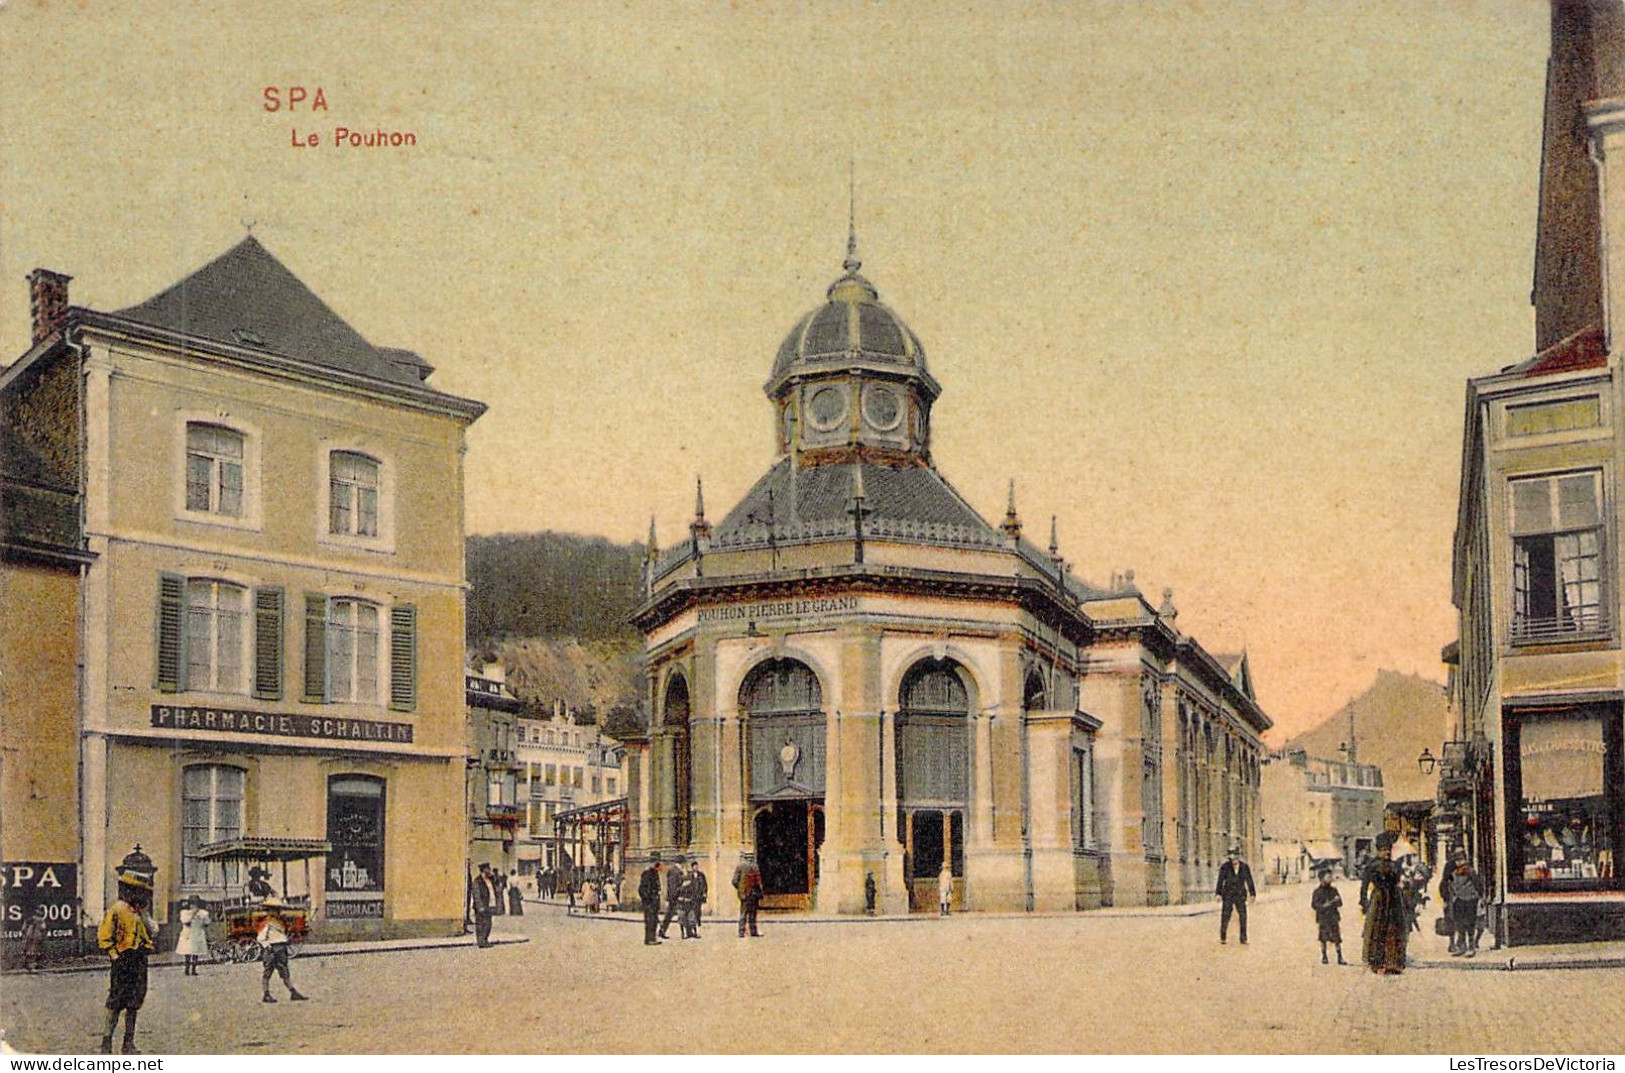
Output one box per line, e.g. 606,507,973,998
807,385,848,431
863,384,903,431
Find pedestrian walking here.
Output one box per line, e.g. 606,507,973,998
565,869,578,915
493,869,508,916
20,905,47,973
865,872,877,916
1310,869,1346,965
658,854,687,939
607,874,622,912
1215,844,1256,944
256,898,308,1003
639,853,664,946
732,851,763,938
937,864,953,916
1359,831,1409,975
97,846,157,1055
508,870,524,916
544,867,556,899
1444,855,1484,958
176,894,212,975
471,862,498,948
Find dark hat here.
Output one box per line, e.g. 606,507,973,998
248,865,272,880
478,862,492,872
114,844,156,891
650,851,662,862
674,854,687,863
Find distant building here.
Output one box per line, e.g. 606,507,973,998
466,664,524,879
516,703,624,876
1446,0,1625,946
0,237,485,942
1260,748,1385,883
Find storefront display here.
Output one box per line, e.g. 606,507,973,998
1506,706,1622,892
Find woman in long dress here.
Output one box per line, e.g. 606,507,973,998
175,895,212,975
1360,833,1409,975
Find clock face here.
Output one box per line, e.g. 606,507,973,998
863,384,903,431
807,385,848,431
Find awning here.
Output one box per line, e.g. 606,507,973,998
195,836,333,862
1303,842,1343,862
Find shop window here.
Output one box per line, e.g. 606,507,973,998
1506,706,1622,892
326,775,385,893
182,764,244,888
185,423,244,517
1511,472,1607,643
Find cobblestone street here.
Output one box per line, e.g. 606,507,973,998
3,883,1622,1054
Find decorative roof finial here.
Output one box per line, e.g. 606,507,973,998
647,514,659,558
1000,479,1022,540
694,476,706,522
1049,515,1059,556
843,158,861,274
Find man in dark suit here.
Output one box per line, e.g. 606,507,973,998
471,862,498,948
638,853,664,946
1215,844,1257,944
732,852,763,938
657,853,687,939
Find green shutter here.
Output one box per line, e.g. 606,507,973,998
389,603,416,712
303,594,328,703
253,587,284,700
156,573,187,692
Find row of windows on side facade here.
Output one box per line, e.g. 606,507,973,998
185,422,383,538
156,574,416,709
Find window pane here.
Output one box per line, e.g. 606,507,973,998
186,455,212,511
218,600,243,691
1511,479,1553,535
1557,474,1600,530
358,487,379,537
330,481,352,534
219,462,243,517
187,606,213,686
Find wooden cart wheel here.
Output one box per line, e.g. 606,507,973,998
233,937,260,964
208,940,235,964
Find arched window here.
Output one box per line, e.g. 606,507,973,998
741,659,824,799
328,451,381,537
664,674,692,847
182,764,244,888
185,423,244,517
897,658,971,888
1022,668,1049,712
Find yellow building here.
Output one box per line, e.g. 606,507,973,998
1446,0,1625,946
620,230,1269,915
0,238,484,941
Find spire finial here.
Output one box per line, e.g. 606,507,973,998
647,514,658,551
1000,479,1022,540
1049,515,1059,556
843,158,861,274
694,476,706,521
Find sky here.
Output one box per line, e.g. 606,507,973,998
0,1,1552,738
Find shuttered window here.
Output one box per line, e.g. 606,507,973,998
389,604,416,712
156,573,188,692
253,587,284,700
303,594,328,702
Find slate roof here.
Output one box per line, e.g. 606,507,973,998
708,459,1004,552
113,237,432,390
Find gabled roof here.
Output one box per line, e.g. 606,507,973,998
113,237,430,390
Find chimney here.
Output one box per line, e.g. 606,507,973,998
28,269,72,345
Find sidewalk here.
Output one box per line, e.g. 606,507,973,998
6,931,528,977
525,880,1306,926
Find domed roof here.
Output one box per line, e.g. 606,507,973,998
766,242,931,396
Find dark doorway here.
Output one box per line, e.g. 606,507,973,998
753,801,823,908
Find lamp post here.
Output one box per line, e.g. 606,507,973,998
1417,748,1437,777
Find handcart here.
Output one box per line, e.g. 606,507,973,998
191,836,331,964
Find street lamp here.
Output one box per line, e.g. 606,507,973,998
1417,748,1437,776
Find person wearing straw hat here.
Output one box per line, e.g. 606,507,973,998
97,846,158,1054
257,897,308,1003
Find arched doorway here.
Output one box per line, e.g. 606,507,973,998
663,674,692,848
741,658,825,909
897,658,971,912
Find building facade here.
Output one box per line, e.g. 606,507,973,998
516,703,624,875
618,232,1270,915
1259,748,1385,883
0,237,485,942
466,664,524,879
1446,0,1625,945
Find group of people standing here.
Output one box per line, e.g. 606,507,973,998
635,851,763,945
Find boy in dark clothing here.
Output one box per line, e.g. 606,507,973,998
1311,869,1346,965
